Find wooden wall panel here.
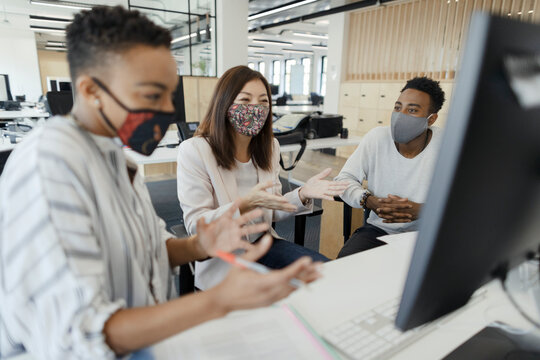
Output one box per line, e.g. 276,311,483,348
345,0,539,81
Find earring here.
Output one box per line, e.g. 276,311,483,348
94,98,101,106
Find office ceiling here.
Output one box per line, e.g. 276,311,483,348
0,0,367,55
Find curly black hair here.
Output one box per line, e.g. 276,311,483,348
66,6,171,80
401,77,445,114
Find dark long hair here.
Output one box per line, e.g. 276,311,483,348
196,66,273,171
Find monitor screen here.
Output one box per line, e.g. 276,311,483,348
395,13,540,331
59,82,72,92
0,74,13,102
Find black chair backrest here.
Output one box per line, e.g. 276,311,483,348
0,150,12,177
46,91,73,116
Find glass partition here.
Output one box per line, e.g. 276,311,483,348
129,0,216,76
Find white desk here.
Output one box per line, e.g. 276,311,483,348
0,109,49,119
280,136,362,153
140,233,536,359
273,105,322,115
0,134,18,152
125,134,363,168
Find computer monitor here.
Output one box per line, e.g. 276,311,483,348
0,74,13,101
59,81,72,92
395,13,540,331
270,84,279,96
46,91,73,116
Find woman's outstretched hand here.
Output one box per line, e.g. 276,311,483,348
298,168,349,202
238,181,297,213
196,200,270,257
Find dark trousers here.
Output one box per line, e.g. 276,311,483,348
338,223,388,258
256,238,329,269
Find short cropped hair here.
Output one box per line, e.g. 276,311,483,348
66,6,171,80
401,77,445,114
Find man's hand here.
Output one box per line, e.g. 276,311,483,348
368,194,421,223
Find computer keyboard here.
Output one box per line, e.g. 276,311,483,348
322,291,486,360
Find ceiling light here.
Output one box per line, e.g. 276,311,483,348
248,56,263,59
282,48,314,54
528,10,534,14
254,51,283,56
47,41,65,46
45,46,67,51
311,44,327,50
30,0,92,10
293,32,328,40
172,29,209,44
30,25,66,34
248,0,318,21
30,15,72,24
252,39,292,46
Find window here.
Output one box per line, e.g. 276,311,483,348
301,57,311,95
272,60,281,86
248,62,255,70
258,61,266,77
320,56,327,96
284,59,296,94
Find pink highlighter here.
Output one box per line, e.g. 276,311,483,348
216,250,304,288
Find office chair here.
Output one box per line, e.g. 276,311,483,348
46,91,73,115
310,92,324,106
276,95,287,106
170,223,196,296
334,196,370,243
0,150,12,177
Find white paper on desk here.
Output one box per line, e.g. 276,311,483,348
146,305,334,360
377,231,418,245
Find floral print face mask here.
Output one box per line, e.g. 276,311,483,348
227,103,269,136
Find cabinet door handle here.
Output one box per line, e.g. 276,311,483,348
361,94,366,97
378,121,383,124
380,95,385,98
344,94,349,97
359,118,364,122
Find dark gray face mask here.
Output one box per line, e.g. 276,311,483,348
390,112,432,144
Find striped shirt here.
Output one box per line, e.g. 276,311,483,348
0,116,175,359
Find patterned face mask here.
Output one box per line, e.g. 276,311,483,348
227,103,269,136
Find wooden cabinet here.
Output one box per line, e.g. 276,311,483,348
340,83,361,107
182,76,219,124
358,83,379,109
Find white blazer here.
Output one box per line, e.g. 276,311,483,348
177,136,313,290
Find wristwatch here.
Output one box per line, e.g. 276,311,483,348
359,190,372,209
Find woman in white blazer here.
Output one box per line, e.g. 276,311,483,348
177,66,348,290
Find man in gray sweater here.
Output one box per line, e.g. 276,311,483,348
336,77,446,257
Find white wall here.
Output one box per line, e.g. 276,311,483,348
216,0,248,76
0,13,42,102
324,12,348,114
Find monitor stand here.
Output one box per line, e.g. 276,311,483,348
443,326,540,360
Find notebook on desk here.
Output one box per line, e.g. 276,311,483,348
131,305,338,360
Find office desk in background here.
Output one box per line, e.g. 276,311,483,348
0,109,49,119
139,232,534,359
124,133,363,180
273,104,322,115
